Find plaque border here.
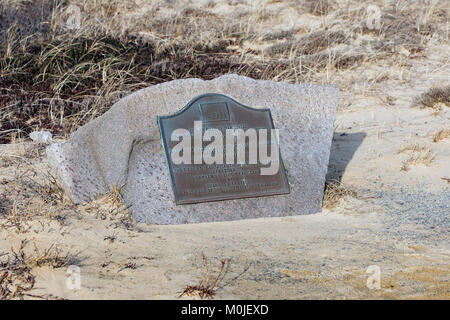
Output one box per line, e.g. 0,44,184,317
157,93,290,205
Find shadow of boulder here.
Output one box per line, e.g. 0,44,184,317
326,132,366,184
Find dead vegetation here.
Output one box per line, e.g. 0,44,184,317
305,0,332,16
1,0,447,142
0,159,68,232
400,150,435,171
397,143,429,154
0,240,77,300
80,185,137,230
413,86,450,111
264,30,348,56
432,128,450,143
323,181,360,209
118,261,138,272
180,253,229,299
0,146,138,233
392,266,450,299
100,256,154,273
336,264,450,299
1,252,36,300
397,143,435,171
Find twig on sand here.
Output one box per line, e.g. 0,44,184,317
179,253,229,299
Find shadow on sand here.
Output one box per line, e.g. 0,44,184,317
326,132,366,184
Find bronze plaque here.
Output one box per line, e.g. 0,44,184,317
158,93,290,204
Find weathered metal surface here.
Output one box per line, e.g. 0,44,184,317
158,93,290,204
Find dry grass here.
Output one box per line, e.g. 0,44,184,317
407,245,428,252
432,128,450,143
393,266,450,299
337,264,449,300
1,252,36,300
0,158,68,232
180,253,229,299
280,269,329,285
400,150,435,171
323,181,360,209
264,30,347,56
397,143,429,154
103,185,126,210
80,185,136,230
0,1,260,142
397,142,435,171
0,0,447,142
118,261,138,273
305,0,332,16
0,150,136,233
0,240,77,300
413,86,450,111
17,242,75,269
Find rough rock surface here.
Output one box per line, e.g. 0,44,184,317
46,75,339,224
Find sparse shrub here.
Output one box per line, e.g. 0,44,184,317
323,181,359,209
432,128,450,143
265,31,347,56
400,151,435,171
306,0,332,16
180,253,228,299
0,240,74,300
413,86,450,110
